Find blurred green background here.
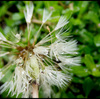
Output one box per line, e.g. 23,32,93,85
0,1,100,98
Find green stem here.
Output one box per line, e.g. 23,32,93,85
33,23,43,46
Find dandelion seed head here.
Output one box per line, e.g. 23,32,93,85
0,2,80,98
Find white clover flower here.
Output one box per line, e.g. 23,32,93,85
0,2,80,98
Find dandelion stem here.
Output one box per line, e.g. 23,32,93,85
27,23,31,45
35,29,55,46
33,24,43,46
32,83,39,98
32,19,51,25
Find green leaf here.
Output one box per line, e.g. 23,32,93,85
84,54,96,71
54,92,61,98
44,1,63,16
84,54,100,77
73,1,89,14
71,66,89,77
83,11,99,24
0,58,3,68
72,77,83,84
5,18,15,27
71,18,82,25
79,45,92,54
78,1,89,15
66,91,76,98
0,5,8,17
93,78,100,91
3,26,11,34
94,34,100,47
92,68,100,77
79,29,94,45
12,13,24,20
77,94,84,98
0,27,4,34
83,77,94,97
1,70,13,83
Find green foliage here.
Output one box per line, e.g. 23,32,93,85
0,5,8,17
12,13,24,21
83,77,94,97
94,34,100,47
0,1,100,98
71,66,89,77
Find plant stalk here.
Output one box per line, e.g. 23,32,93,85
32,83,39,98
